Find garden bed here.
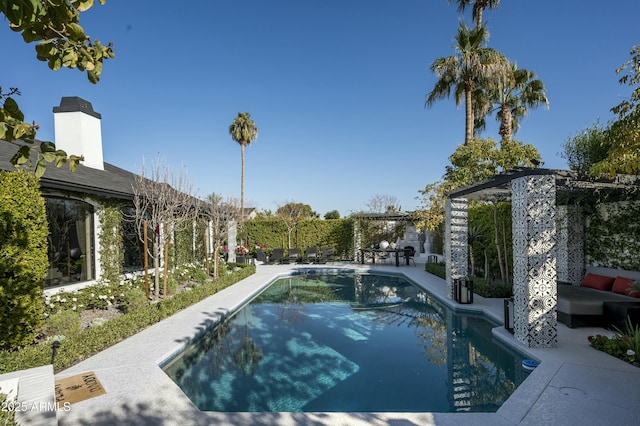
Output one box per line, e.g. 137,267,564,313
0,263,255,375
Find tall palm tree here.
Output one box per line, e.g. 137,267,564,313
489,63,549,141
426,23,508,145
449,0,501,28
229,112,258,219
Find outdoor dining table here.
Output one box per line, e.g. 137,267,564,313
359,248,406,267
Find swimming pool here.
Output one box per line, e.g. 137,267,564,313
162,270,530,413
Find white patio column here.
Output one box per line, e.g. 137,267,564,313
556,205,584,284
445,198,468,300
511,175,558,348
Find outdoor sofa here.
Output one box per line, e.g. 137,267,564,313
557,266,640,328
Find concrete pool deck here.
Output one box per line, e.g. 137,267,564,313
54,261,640,426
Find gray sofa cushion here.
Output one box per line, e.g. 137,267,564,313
557,284,638,315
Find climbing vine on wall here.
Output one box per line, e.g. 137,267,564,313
585,201,640,271
98,205,124,284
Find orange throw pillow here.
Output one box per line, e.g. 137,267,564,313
580,273,615,291
612,276,640,298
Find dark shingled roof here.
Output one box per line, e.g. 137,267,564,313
0,140,136,200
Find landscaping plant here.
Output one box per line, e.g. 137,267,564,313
588,316,640,367
0,171,49,349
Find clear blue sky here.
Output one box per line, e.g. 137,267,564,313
2,1,638,217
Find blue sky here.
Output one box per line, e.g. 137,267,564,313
2,1,639,217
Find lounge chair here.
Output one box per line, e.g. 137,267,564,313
320,247,335,263
269,248,285,264
304,246,319,263
256,249,268,264
285,248,301,263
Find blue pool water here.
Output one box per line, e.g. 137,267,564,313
162,270,530,412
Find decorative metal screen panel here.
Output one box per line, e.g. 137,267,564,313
445,198,468,300
511,176,558,348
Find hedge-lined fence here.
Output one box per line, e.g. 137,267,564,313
239,218,355,259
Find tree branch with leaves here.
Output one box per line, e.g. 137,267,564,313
132,157,197,300
1,0,114,176
202,194,239,279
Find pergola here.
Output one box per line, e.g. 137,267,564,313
352,211,419,261
444,167,640,348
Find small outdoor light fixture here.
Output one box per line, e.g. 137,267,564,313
51,340,61,364
454,278,474,304
504,297,515,332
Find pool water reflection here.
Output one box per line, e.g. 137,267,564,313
162,271,530,412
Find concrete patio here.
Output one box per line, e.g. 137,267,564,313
45,260,640,426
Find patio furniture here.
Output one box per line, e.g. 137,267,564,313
256,249,268,264
269,248,285,264
557,267,640,328
304,247,319,263
359,248,403,267
319,247,335,263
603,301,640,331
378,250,391,264
285,248,301,263
402,246,416,266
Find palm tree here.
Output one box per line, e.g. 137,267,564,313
449,0,501,28
426,23,508,145
228,112,258,219
488,63,549,141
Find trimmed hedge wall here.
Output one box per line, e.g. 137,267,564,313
0,265,255,374
239,218,355,258
0,171,49,349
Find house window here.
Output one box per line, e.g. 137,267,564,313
121,207,145,272
44,197,94,288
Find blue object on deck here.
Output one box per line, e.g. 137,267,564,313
522,359,540,371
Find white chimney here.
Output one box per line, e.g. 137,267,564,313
53,97,104,170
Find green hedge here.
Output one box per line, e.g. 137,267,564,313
0,171,49,349
425,262,512,298
0,265,255,374
425,262,446,279
239,218,355,258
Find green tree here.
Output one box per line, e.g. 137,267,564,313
426,23,508,145
324,210,340,219
1,0,114,175
561,120,612,173
591,44,640,176
416,180,455,232
202,194,239,279
479,63,549,141
445,137,539,283
0,171,48,349
276,202,315,249
417,138,540,282
229,112,258,218
449,0,501,28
